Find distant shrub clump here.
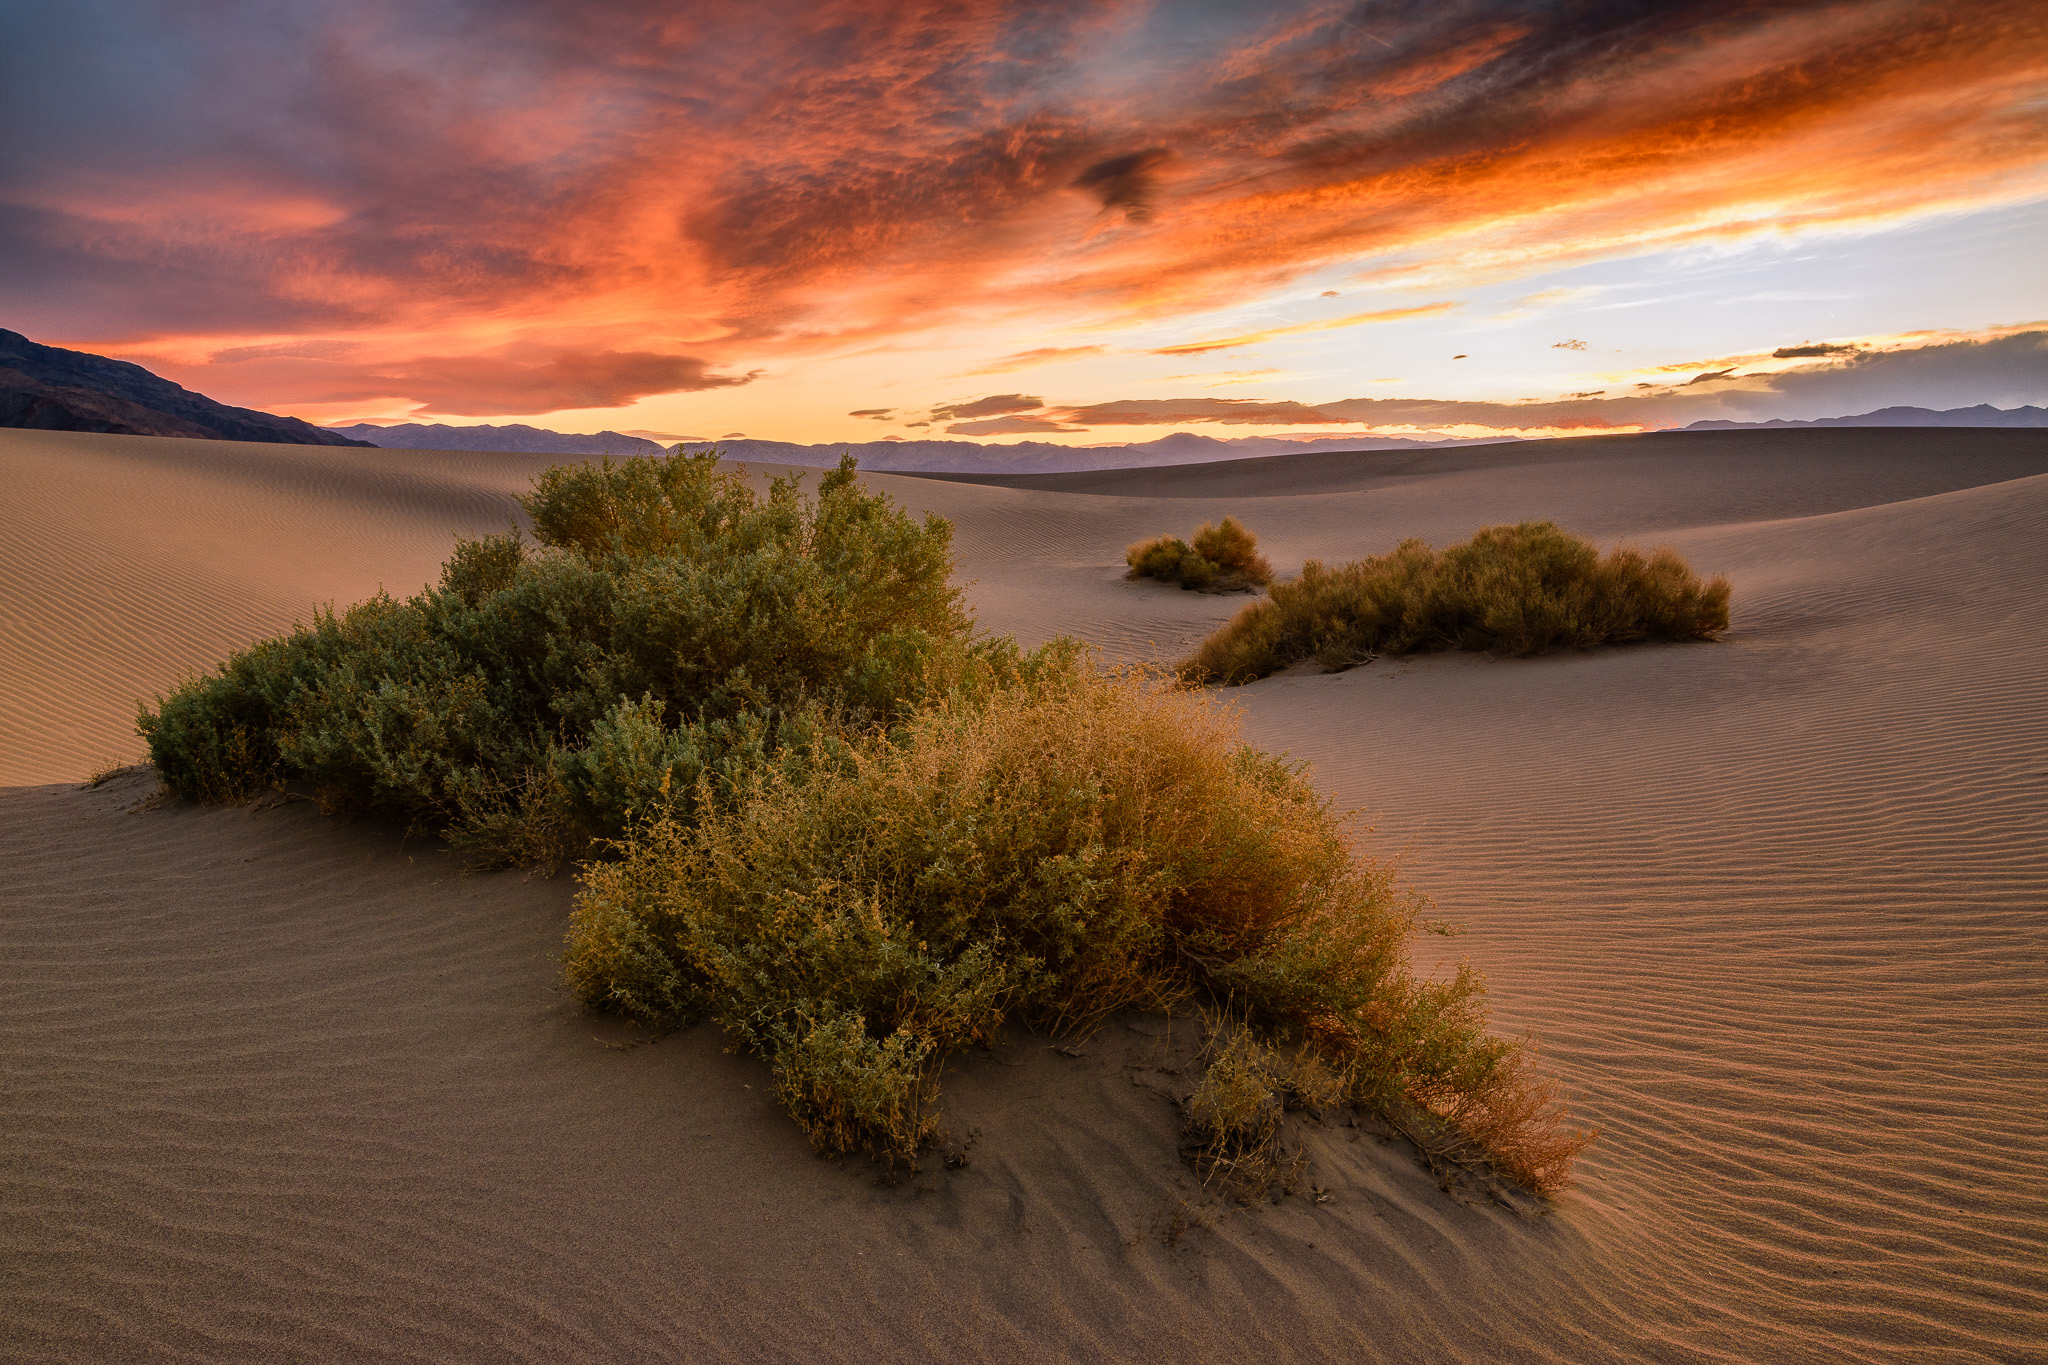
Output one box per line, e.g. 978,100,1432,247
140,452,1589,1199
138,452,987,868
1184,520,1730,685
1126,515,1273,592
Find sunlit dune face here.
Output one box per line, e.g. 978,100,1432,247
5,0,2045,430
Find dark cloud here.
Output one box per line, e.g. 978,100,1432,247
1684,369,1738,385
945,414,1081,435
1750,329,2048,416
1774,342,1858,358
931,393,1044,420
1552,339,1587,350
848,407,893,419
1072,149,1172,221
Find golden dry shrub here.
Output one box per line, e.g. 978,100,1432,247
566,658,1590,1192
1192,516,1274,586
1126,516,1273,592
1184,520,1729,684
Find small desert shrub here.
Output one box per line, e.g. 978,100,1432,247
1184,520,1730,684
1126,516,1273,592
138,452,980,865
567,656,1589,1190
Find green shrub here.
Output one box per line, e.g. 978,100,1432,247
566,657,1590,1190
139,452,977,864
1183,520,1730,684
1126,516,1273,592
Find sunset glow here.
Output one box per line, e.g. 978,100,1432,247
6,0,2045,444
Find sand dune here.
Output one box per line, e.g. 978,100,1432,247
3,426,2045,1361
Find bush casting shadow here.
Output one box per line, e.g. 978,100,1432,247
1126,516,1273,592
140,451,1590,1199
1184,520,1730,685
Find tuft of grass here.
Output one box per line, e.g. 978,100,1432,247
1183,520,1730,684
1126,516,1273,593
1180,1026,1303,1201
79,759,134,790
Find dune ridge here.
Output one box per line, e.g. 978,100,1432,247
3,425,2045,1361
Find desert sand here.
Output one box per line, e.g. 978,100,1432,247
3,425,2045,1362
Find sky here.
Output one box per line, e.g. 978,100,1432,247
3,0,2045,446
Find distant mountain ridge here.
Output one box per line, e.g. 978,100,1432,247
665,430,1504,474
321,423,1504,473
334,406,2048,474
0,329,367,446
1685,404,2048,431
326,422,669,455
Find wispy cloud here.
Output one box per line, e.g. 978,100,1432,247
1045,329,2048,433
1149,303,1460,356
960,345,1109,375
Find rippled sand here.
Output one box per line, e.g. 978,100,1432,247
4,426,2044,1361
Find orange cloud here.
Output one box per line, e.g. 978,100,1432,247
274,349,753,416
6,0,2045,418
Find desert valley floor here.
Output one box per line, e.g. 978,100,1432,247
2,426,2045,1362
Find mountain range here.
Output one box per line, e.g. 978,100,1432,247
324,422,670,455
663,430,1506,474
1684,404,2048,431
0,329,367,445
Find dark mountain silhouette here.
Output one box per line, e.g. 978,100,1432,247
1685,404,2048,431
325,422,668,455
0,329,368,446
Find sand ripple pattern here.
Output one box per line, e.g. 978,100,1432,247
5,430,2047,1361
1240,473,2048,1362
0,431,556,785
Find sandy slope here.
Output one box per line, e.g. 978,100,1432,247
3,426,2045,1362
